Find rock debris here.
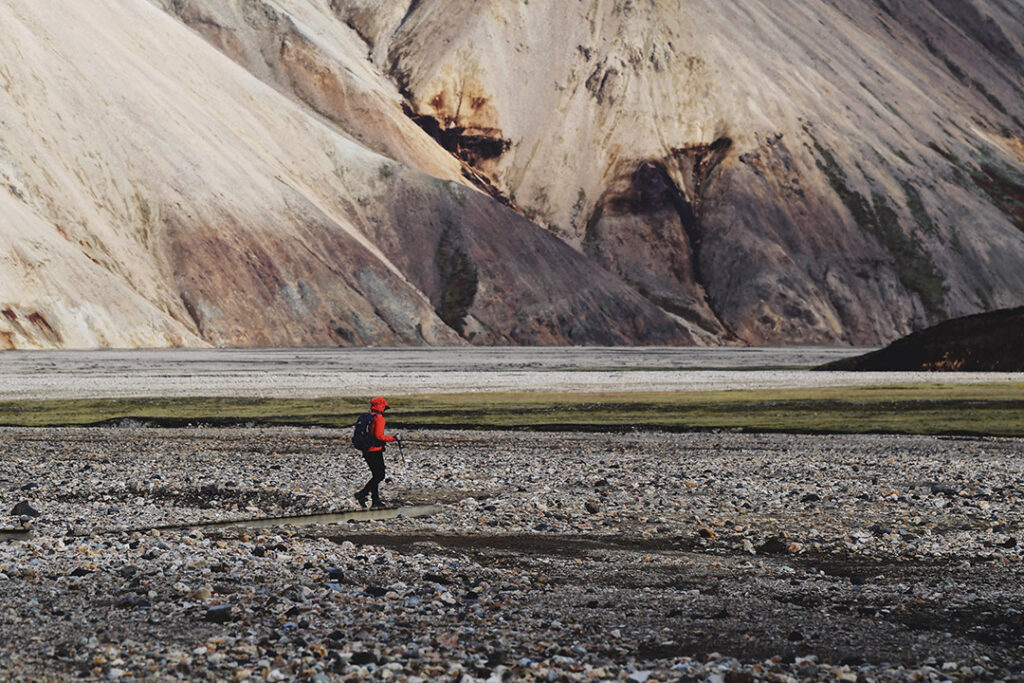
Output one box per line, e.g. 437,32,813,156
1,426,1022,681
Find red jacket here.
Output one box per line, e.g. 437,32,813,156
368,410,396,452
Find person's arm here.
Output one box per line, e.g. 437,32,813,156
373,414,397,443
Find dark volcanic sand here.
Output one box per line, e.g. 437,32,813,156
1,427,1023,681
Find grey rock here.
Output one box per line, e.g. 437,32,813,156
205,605,234,623
756,537,789,555
10,501,39,517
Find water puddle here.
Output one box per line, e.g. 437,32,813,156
84,504,444,536
201,504,442,530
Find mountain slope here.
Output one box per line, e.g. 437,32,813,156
358,0,1024,344
1,0,1023,349
0,0,689,349
818,306,1024,371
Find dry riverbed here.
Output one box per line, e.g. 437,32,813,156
4,348,1021,401
2,426,1023,681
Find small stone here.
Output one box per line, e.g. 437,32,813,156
423,573,450,585
756,537,788,554
868,523,892,537
10,501,39,517
350,651,377,666
585,502,600,514
191,587,212,601
725,673,754,683
205,605,234,623
929,483,958,496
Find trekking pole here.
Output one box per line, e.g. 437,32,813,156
397,437,407,467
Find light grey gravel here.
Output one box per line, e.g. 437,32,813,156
1,348,1020,400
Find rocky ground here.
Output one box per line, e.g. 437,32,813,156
1,426,1023,681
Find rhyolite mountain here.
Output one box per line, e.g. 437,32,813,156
1,0,1022,349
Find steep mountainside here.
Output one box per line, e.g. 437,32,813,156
1,0,1023,348
818,306,1024,371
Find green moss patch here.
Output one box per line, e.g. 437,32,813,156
807,130,946,316
1,384,1022,437
435,231,479,337
971,163,1024,234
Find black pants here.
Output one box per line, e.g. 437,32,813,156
358,450,385,501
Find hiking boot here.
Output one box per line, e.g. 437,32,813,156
354,491,368,509
370,498,384,509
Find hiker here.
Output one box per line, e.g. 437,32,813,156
354,396,399,508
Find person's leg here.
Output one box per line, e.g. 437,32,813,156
367,451,386,505
355,451,375,507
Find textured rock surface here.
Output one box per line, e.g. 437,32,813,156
2,0,1023,348
0,0,687,349
363,0,1024,344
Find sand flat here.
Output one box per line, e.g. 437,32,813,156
1,347,1021,400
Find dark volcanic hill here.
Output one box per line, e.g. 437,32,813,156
818,306,1024,371
1,0,1023,348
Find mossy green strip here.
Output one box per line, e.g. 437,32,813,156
0,384,1022,436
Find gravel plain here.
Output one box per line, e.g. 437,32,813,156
2,426,1023,681
2,348,1021,400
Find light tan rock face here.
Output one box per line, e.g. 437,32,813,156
346,0,1024,344
0,0,689,348
1,0,1022,348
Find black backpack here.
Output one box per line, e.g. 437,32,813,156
351,412,376,451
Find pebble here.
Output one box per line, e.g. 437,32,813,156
205,605,234,623
9,501,39,517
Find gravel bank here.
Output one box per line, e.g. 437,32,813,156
3,348,1021,400
2,427,1023,681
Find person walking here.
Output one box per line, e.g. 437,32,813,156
355,396,399,508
